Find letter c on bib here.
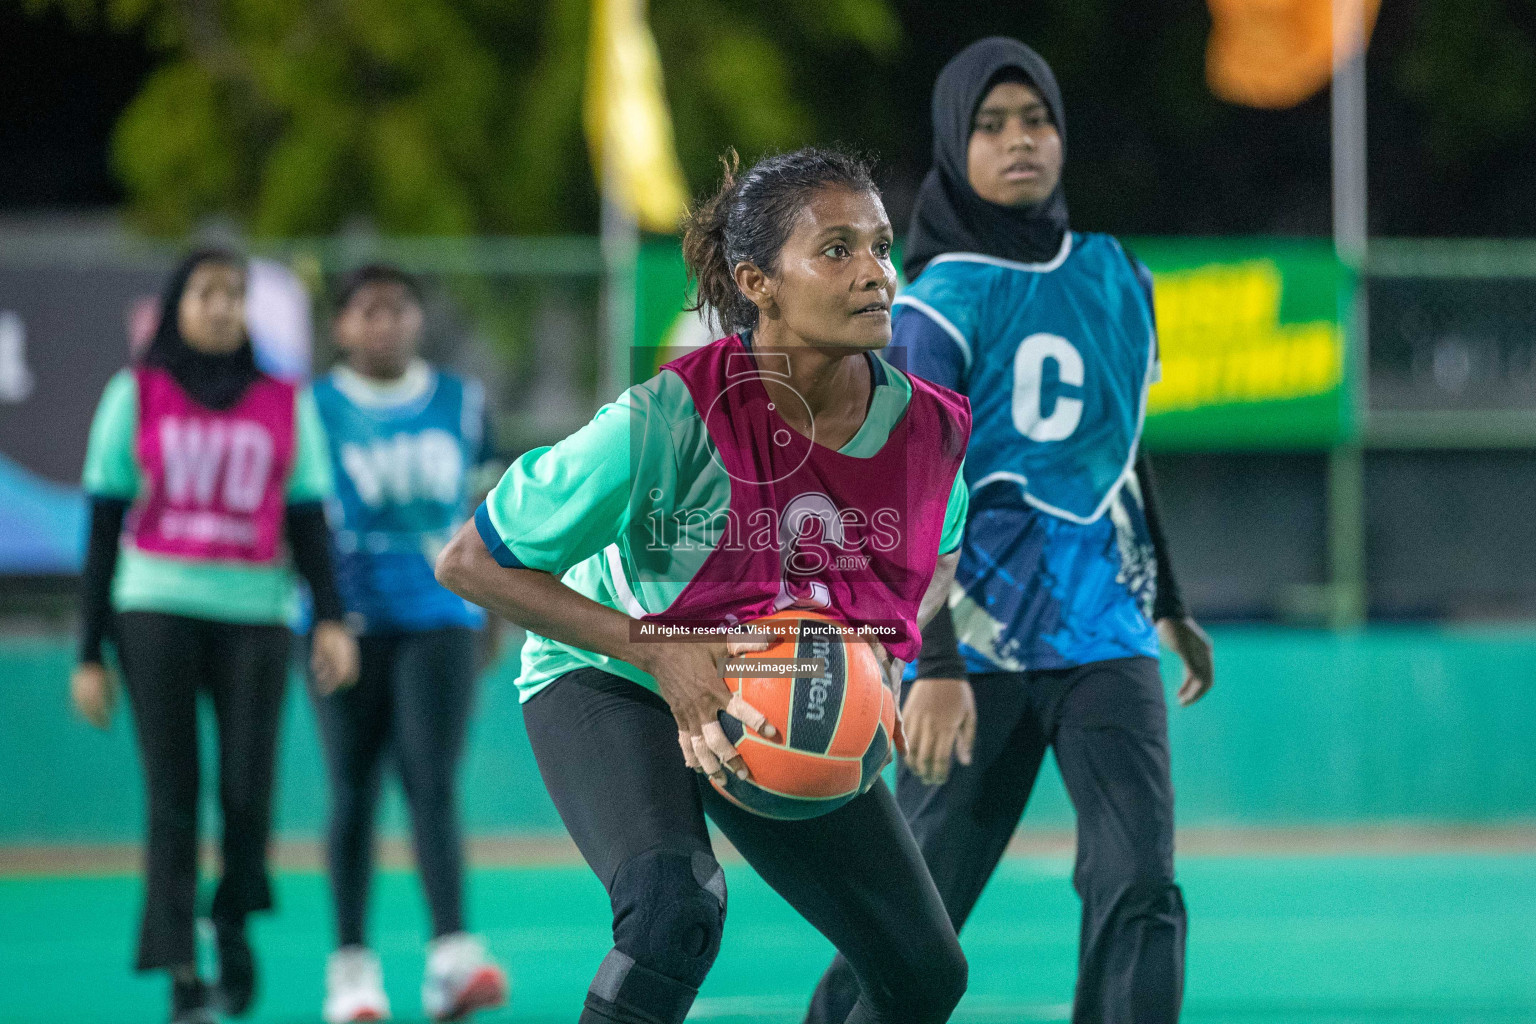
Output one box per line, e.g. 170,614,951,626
1012,333,1084,442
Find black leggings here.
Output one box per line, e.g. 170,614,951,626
522,667,967,1024
807,657,1186,1024
311,627,478,947
116,611,292,971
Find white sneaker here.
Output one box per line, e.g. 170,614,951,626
324,946,391,1024
421,933,509,1022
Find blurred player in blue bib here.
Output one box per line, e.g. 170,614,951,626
311,265,508,1024
807,38,1214,1024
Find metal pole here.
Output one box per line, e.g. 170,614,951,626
1329,0,1369,627
1327,444,1367,627
1331,0,1368,269
599,161,640,404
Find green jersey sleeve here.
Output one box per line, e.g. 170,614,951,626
478,385,676,574
81,370,141,499
285,386,335,502
939,460,969,555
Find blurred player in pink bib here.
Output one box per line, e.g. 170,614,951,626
72,249,358,1024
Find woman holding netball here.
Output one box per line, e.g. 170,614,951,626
435,148,971,1024
71,249,358,1024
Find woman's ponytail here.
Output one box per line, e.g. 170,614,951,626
682,151,755,336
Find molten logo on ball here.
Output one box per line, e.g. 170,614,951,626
715,610,896,820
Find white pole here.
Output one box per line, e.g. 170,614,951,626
599,159,640,404
1331,0,1368,268
1329,0,1369,628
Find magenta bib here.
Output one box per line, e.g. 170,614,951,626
648,336,969,663
130,366,297,563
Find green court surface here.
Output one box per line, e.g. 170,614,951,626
3,853,1534,1024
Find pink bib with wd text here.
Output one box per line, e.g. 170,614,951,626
130,366,297,563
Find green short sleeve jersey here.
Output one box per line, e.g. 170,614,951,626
478,351,968,702
81,369,335,625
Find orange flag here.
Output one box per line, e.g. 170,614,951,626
1206,0,1380,108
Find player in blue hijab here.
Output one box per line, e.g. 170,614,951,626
806,37,1213,1024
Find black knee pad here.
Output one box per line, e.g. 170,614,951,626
587,847,726,1024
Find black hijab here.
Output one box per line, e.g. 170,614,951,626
904,37,1070,280
142,249,262,411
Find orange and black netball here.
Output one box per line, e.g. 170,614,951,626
715,610,896,820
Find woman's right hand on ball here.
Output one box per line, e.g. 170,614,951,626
638,633,778,784
70,661,118,730
854,628,909,762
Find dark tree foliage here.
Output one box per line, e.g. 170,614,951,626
7,0,1536,238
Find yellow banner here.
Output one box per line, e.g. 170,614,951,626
1150,261,1344,412
583,0,690,232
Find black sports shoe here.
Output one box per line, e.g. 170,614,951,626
170,976,216,1024
213,918,257,1017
